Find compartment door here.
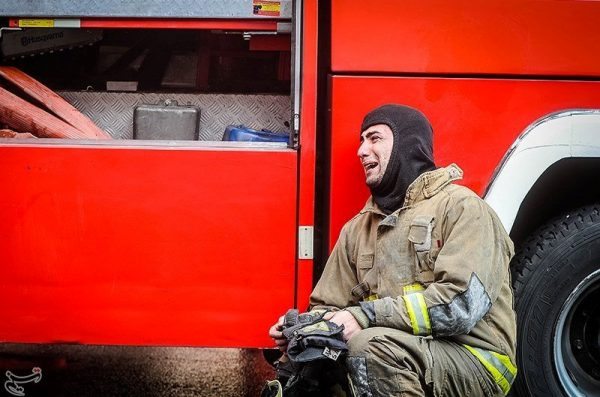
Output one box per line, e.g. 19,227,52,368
0,144,297,347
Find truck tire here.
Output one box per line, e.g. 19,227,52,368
511,204,600,397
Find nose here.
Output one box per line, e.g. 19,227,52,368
357,140,370,159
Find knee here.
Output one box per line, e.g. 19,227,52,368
346,327,422,370
346,327,401,370
345,328,424,396
347,327,386,357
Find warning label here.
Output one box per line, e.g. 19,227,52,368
17,19,55,28
253,0,281,17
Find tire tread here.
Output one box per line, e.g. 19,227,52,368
512,204,600,305
511,204,600,396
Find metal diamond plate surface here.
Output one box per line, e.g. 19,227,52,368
59,91,291,140
0,0,292,19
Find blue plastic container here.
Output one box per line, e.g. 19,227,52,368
223,125,289,144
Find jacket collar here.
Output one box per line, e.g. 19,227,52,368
403,163,463,206
360,164,463,216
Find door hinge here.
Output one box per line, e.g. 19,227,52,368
298,226,314,260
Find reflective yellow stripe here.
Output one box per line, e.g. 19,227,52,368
491,351,518,380
403,283,424,295
463,345,517,395
364,294,379,301
402,292,431,335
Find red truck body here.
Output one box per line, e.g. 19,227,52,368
2,1,600,395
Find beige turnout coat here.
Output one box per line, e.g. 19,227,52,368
310,164,517,364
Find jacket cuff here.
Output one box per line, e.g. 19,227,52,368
359,301,376,324
345,306,371,329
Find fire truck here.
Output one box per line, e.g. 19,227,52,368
1,1,599,396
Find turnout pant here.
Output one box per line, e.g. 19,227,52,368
346,327,503,397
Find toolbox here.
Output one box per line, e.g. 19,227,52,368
134,100,200,140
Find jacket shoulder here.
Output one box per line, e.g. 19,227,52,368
426,183,481,211
442,183,480,200
343,210,372,233
432,183,495,220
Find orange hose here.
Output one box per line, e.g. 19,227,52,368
0,86,92,139
0,66,111,139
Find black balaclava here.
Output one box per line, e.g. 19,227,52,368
361,104,436,214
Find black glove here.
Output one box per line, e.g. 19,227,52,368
281,309,348,364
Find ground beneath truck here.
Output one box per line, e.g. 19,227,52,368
0,344,275,397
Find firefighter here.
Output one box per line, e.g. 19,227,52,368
270,104,517,396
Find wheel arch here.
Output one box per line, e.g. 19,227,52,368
509,157,600,246
484,109,600,248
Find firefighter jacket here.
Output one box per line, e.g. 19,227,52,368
310,164,517,364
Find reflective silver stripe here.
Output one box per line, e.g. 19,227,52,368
484,350,515,385
403,293,431,335
464,345,517,394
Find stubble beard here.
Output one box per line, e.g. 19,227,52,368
365,173,383,189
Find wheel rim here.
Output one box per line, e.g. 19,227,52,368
553,269,600,396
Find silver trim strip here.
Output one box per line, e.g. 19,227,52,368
484,109,600,197
0,138,290,151
484,109,600,233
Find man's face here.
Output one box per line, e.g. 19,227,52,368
357,124,394,188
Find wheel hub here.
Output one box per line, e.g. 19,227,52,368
554,269,600,396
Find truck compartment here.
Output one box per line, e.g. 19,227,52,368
1,28,292,142
59,91,290,141
0,20,299,347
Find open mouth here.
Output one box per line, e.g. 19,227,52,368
364,162,378,171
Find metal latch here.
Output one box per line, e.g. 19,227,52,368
276,22,292,33
298,226,314,260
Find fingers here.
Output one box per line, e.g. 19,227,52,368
269,323,283,339
324,311,362,341
270,333,288,352
271,328,288,352
324,311,345,326
269,315,289,352
269,315,286,336
322,312,335,321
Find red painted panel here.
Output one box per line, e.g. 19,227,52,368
0,144,296,347
329,76,600,247
295,0,319,311
331,1,600,76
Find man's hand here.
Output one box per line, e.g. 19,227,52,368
269,315,288,352
324,310,362,341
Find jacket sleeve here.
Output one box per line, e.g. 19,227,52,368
309,224,359,311
368,195,514,336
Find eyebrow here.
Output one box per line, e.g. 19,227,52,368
360,130,380,141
